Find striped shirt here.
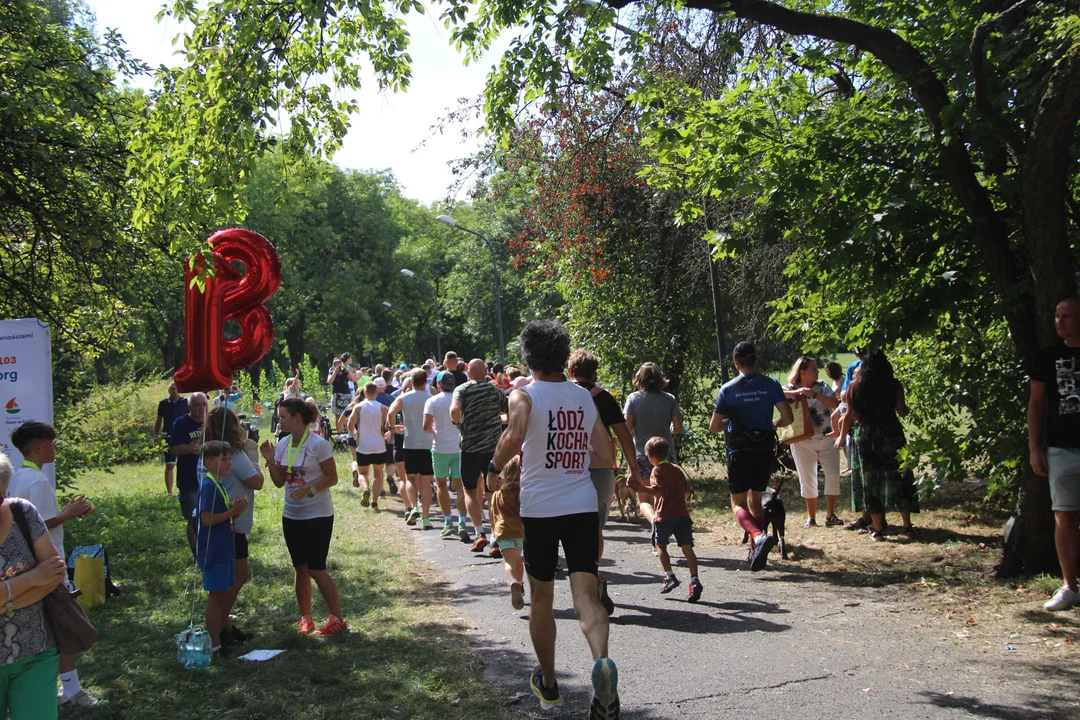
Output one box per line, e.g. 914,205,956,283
453,379,508,453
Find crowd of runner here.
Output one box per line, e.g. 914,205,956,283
143,300,1080,718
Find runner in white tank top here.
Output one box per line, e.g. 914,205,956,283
491,319,619,718
347,382,388,508
517,381,599,518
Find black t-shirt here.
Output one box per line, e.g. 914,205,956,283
574,381,626,428
1031,343,1080,449
451,369,468,388
331,367,351,394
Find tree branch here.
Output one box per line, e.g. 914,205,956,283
970,0,1039,159
603,0,1036,360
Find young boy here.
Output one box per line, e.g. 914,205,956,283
8,421,100,707
631,436,702,603
197,441,249,655
489,456,525,610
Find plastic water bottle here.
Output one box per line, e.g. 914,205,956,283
175,625,211,669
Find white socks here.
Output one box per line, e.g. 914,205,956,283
60,670,81,700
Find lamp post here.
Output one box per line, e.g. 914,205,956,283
400,268,441,359
436,214,505,366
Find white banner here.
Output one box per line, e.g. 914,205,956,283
0,319,54,483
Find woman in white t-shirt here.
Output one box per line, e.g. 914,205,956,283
347,382,390,510
259,398,347,636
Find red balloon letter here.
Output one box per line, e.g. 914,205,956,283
174,229,282,393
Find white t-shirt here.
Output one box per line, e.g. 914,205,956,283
9,466,63,558
353,399,386,454
274,432,335,520
518,380,599,518
423,392,460,454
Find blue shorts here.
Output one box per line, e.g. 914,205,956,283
202,561,236,592
496,536,524,551
1049,447,1080,511
654,515,694,547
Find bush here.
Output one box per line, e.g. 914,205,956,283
55,380,167,489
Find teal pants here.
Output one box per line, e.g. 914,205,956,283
0,647,59,720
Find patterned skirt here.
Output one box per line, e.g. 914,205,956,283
850,423,920,515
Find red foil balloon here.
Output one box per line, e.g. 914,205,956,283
174,229,282,393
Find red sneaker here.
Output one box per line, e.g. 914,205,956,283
297,616,316,634
314,616,348,636
470,536,489,553
489,541,502,559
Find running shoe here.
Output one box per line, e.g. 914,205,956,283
314,616,348,636
1045,585,1080,611
405,508,417,526
529,666,563,710
510,581,525,610
470,535,489,552
589,657,620,720
687,577,703,604
387,477,398,495
660,576,680,594
488,541,502,559
360,489,371,507
440,522,458,538
371,503,380,512
421,517,434,530
459,527,473,543
297,616,316,634
598,576,615,615
748,532,777,572
60,690,103,708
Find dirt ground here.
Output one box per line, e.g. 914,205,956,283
662,462,1080,664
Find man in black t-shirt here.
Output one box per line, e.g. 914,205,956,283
569,348,642,616
443,351,469,388
154,381,188,495
1029,297,1080,611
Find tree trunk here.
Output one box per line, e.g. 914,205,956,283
1004,42,1080,576
284,314,306,372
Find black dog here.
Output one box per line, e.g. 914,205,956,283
741,475,788,561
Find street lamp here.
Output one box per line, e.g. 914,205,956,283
400,268,441,359
381,301,393,309
436,214,505,366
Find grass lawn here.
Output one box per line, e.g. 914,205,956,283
61,456,518,720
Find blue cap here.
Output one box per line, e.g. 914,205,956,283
399,363,408,370
437,370,457,390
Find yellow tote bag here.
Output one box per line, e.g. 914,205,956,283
73,557,106,608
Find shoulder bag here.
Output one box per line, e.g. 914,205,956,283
11,503,99,655
779,396,814,445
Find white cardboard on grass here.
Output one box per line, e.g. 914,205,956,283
237,650,286,662
0,319,53,482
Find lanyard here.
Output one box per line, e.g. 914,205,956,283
205,471,230,508
21,461,40,472
286,429,309,473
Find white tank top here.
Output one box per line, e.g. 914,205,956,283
354,399,385,454
518,380,599,518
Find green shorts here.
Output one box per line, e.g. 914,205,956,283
496,536,524,551
432,451,461,479
0,646,59,719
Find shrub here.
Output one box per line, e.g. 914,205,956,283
55,380,168,489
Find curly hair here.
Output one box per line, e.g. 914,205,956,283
519,319,571,375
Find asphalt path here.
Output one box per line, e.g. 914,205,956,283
393,495,1079,719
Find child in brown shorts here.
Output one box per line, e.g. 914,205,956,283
489,456,526,610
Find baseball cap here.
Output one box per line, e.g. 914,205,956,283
733,342,757,360
374,377,387,389
399,363,408,370
437,370,457,390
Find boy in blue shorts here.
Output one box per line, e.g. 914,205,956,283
631,436,701,603
197,441,249,655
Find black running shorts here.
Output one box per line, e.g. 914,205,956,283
281,515,334,571
727,450,773,494
403,448,434,476
522,512,599,582
459,450,494,491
